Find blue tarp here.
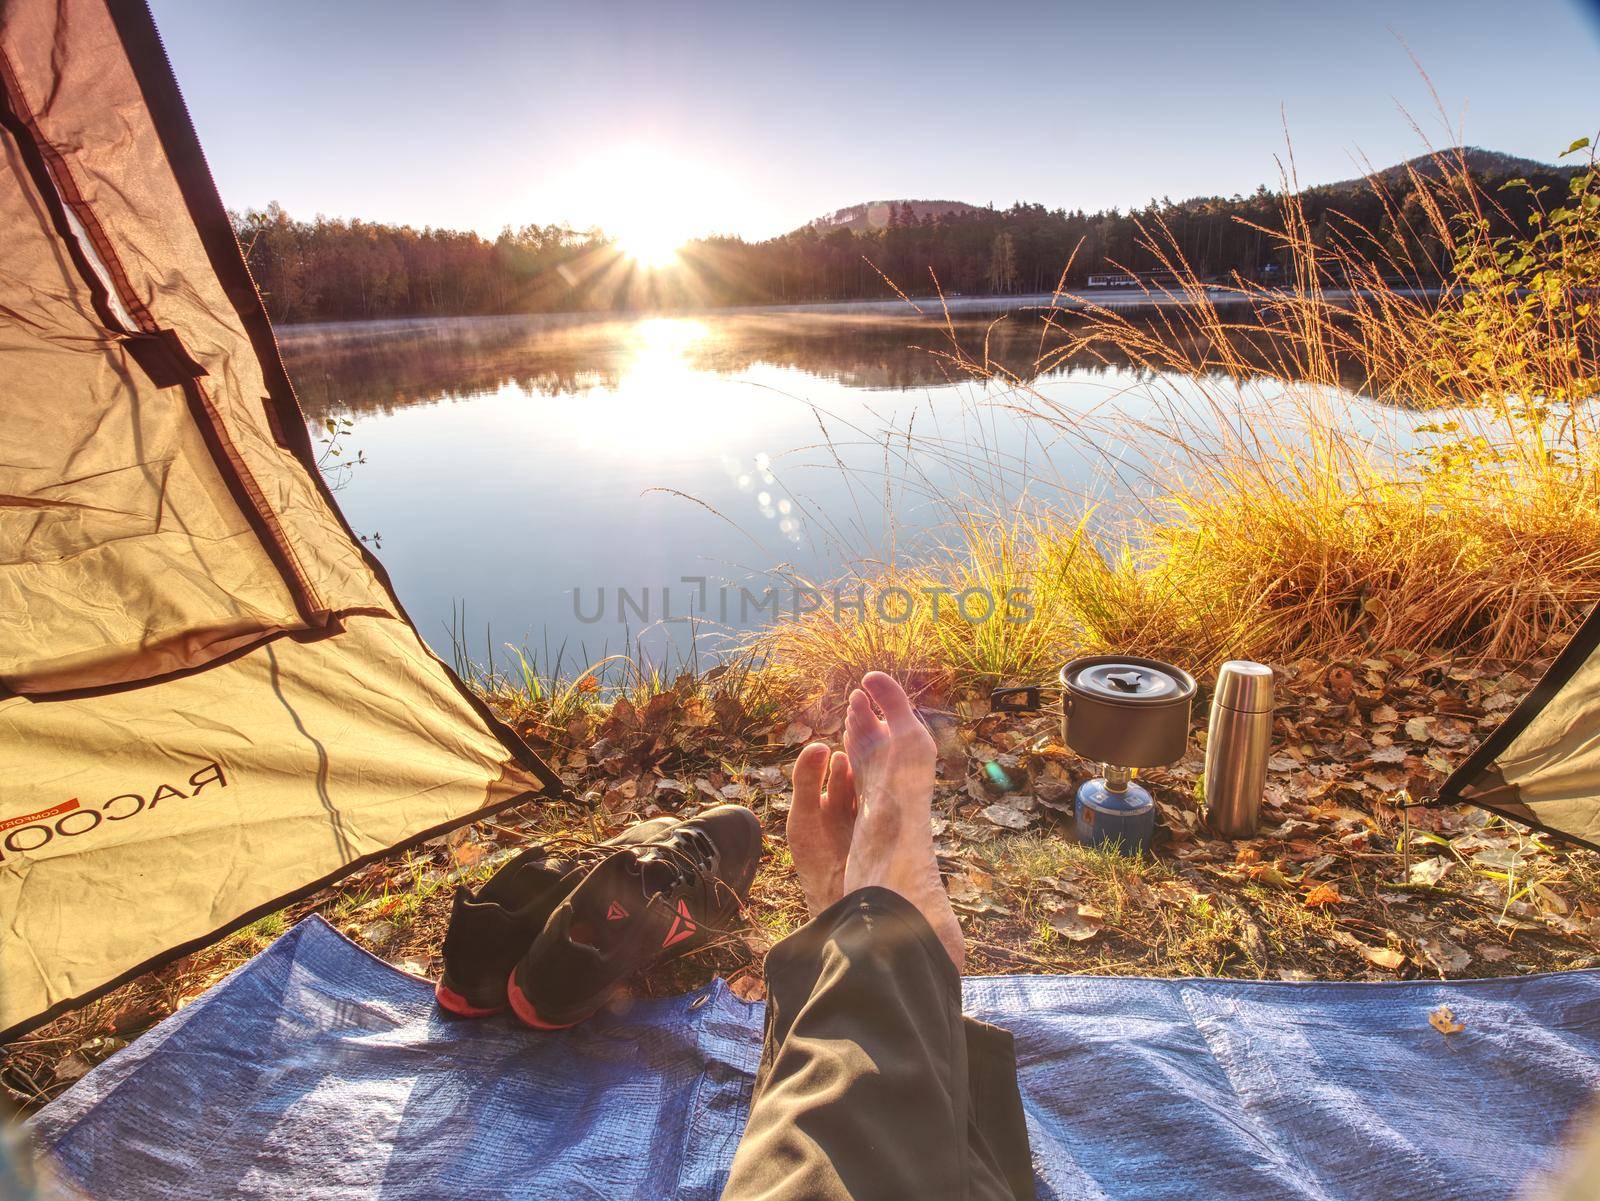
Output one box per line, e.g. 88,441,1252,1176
29,915,1600,1200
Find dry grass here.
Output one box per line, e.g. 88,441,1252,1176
754,143,1600,694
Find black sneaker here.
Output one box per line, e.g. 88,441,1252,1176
435,817,677,1017
507,805,764,1030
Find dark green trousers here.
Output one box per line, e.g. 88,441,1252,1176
721,887,1036,1201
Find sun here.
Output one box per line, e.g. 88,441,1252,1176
566,144,703,271
616,223,686,271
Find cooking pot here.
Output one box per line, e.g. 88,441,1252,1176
991,655,1197,768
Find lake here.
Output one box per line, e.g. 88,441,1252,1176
275,304,1396,677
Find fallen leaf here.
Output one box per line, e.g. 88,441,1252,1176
982,802,1034,830
1034,776,1075,807
1247,863,1292,888
53,1055,91,1083
1361,945,1407,970
1049,908,1102,941
1494,913,1541,932
780,720,814,747
1301,853,1339,877
1303,883,1343,908
1371,704,1400,724
1308,794,1366,821
641,691,679,725
1418,936,1472,974
1472,848,1526,872
1423,750,1455,774
609,696,639,729
1429,1004,1465,1035
1404,717,1432,742
450,841,488,871
945,871,991,905
1362,768,1408,792
1408,857,1453,887
1532,883,1570,915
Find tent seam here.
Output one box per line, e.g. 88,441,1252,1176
0,44,156,333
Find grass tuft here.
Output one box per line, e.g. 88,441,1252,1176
753,142,1600,694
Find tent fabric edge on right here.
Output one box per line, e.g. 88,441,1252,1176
1437,601,1600,851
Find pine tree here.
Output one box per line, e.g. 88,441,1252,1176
988,231,1018,295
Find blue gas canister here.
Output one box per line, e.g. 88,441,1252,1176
1075,769,1156,854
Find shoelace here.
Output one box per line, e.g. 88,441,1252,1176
630,828,722,913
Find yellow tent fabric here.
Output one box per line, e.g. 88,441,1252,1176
0,0,561,1040
1437,606,1600,851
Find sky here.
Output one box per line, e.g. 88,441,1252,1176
149,0,1600,244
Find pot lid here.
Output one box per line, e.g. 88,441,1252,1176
1062,656,1196,706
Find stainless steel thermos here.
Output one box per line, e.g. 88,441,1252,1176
1203,660,1275,838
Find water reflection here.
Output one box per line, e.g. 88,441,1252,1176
272,307,1373,668
279,309,1089,418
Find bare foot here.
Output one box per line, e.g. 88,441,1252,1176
786,742,858,918
841,672,965,970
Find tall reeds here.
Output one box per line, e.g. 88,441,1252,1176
756,140,1600,693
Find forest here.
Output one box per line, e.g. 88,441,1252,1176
234,151,1575,324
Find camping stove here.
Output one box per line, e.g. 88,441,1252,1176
1074,763,1159,853
995,656,1196,855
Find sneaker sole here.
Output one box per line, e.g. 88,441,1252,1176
435,980,505,1018
506,969,604,1031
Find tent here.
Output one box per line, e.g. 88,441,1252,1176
0,0,562,1042
1435,607,1600,850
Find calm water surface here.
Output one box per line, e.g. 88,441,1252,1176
276,306,1387,672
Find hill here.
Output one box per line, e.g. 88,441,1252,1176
808,149,1578,233
1318,146,1577,193
808,199,985,232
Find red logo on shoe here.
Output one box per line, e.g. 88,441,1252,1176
606,901,630,921
661,898,697,948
